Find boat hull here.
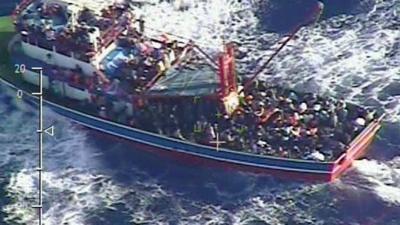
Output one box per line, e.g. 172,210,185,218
88,128,334,182
0,77,384,182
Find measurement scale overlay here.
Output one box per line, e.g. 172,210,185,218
30,67,44,225
15,66,54,225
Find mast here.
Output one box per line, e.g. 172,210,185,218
218,43,239,115
215,1,324,115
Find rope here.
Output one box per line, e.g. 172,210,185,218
193,45,218,69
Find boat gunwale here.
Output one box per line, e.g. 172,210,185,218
333,114,384,166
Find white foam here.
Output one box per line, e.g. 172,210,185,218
133,0,260,52
0,93,123,224
4,168,130,225
353,159,400,205
172,184,324,225
251,0,400,122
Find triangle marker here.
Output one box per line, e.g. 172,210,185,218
44,126,54,136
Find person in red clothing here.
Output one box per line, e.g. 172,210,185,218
85,76,95,92
288,112,300,126
73,73,79,84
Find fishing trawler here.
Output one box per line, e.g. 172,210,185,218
0,0,384,182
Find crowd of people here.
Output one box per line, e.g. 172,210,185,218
80,77,375,162
97,27,185,95
17,2,68,48
221,81,376,161
134,86,373,161
16,1,131,62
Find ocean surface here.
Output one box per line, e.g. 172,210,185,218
1,0,400,224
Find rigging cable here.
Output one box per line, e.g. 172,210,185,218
239,1,325,94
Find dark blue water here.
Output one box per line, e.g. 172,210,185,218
1,0,400,225
0,1,19,17
256,0,376,33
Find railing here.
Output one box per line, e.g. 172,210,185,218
333,114,385,166
99,19,126,52
143,41,196,92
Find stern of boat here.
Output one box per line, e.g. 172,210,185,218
330,114,385,181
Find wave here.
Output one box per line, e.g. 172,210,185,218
353,158,400,206
4,169,130,225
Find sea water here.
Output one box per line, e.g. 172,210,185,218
0,0,399,224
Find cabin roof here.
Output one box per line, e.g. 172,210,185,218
148,63,219,97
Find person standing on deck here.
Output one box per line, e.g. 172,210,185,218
137,16,145,34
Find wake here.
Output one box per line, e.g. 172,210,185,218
353,158,400,205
